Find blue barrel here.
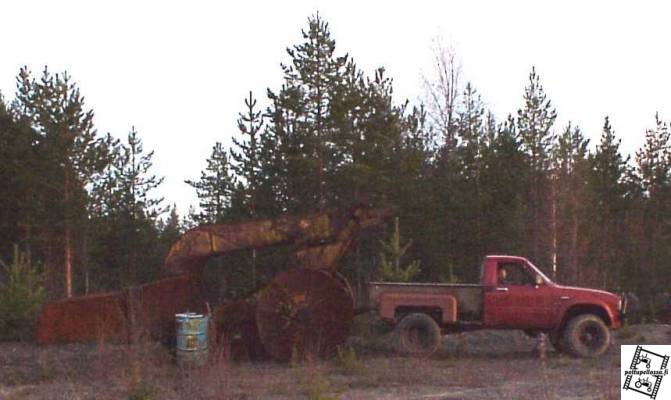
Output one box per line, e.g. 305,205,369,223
176,312,209,367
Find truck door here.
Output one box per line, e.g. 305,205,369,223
484,261,556,329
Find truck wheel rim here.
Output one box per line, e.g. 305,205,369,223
578,321,606,352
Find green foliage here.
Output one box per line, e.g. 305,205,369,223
378,218,421,282
87,127,165,288
517,66,558,172
14,66,111,297
0,246,45,340
186,142,235,224
584,117,630,289
333,345,361,374
516,67,558,270
2,14,671,311
230,91,268,218
296,366,333,400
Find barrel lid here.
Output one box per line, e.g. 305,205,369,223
175,312,204,319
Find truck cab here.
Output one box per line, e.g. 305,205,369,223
481,255,623,331
369,255,626,358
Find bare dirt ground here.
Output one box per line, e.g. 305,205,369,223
1,323,669,400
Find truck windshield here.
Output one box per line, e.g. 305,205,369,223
527,260,553,283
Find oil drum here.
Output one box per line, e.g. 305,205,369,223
175,312,209,367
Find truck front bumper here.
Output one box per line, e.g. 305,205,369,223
617,292,628,326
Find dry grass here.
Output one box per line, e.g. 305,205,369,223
5,323,668,399
0,345,620,399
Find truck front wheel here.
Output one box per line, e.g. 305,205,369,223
561,314,610,358
395,313,441,357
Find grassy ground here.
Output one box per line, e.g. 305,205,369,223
1,323,668,400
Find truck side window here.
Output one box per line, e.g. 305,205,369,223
497,262,532,286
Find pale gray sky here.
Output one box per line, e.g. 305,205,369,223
3,1,670,215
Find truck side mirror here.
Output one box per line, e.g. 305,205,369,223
535,275,544,287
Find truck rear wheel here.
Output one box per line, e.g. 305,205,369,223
395,313,441,357
560,314,610,358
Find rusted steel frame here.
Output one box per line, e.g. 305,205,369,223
36,274,205,345
165,205,392,275
211,300,266,360
255,268,354,361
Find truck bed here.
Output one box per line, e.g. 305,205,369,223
369,282,483,322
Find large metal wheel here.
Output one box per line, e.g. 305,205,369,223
255,268,354,361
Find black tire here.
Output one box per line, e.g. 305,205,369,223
560,314,611,358
395,313,441,357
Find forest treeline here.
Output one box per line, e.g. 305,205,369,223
1,15,670,310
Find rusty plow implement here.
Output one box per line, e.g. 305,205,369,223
36,205,390,362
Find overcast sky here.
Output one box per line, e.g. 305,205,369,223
3,1,670,215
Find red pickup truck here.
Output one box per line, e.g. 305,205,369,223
369,255,626,358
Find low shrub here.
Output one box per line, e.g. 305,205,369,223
0,245,45,341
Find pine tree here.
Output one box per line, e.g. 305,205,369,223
83,132,121,292
378,217,421,282
158,204,183,256
85,128,164,288
634,114,671,294
0,245,45,340
115,127,165,285
0,94,38,260
453,83,486,267
231,91,264,218
266,13,349,211
186,142,236,224
14,67,109,298
478,116,528,256
516,67,557,271
552,123,589,284
585,117,630,289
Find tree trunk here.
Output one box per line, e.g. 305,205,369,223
64,169,73,298
551,177,558,281
64,220,72,297
570,202,579,285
